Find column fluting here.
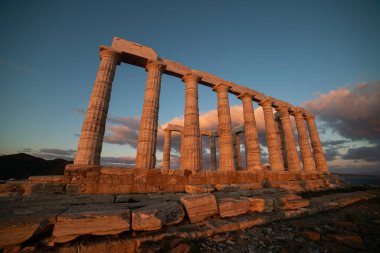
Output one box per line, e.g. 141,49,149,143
259,100,284,171
74,49,121,165
162,129,171,170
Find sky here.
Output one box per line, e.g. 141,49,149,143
0,0,379,174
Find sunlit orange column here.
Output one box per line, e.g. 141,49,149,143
238,93,262,171
292,111,315,172
276,106,301,172
259,100,284,171
214,84,235,171
233,132,242,169
135,60,166,169
305,115,329,173
74,48,121,165
181,74,201,172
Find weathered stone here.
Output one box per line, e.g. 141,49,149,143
0,223,41,249
52,204,130,243
245,197,274,213
132,202,184,231
282,199,310,210
327,233,365,249
185,184,214,193
214,184,239,192
300,230,320,241
169,243,190,253
180,193,218,223
217,198,250,217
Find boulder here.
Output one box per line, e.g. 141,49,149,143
132,202,185,231
185,184,214,194
180,193,218,223
52,204,130,243
217,198,250,217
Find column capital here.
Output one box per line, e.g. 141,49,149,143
258,99,273,107
213,83,230,92
145,60,166,72
237,92,254,100
276,106,290,116
291,110,304,118
305,114,315,122
164,128,171,133
100,48,122,64
182,73,201,83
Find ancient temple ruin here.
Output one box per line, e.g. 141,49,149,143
65,37,330,194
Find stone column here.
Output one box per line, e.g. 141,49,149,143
259,100,284,171
292,111,315,172
239,93,262,171
210,135,217,171
305,115,329,173
74,48,121,165
214,84,235,171
135,60,166,169
181,74,201,172
199,135,203,170
233,133,242,169
162,129,171,170
275,112,288,169
276,106,301,172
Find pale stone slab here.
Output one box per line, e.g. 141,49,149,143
180,193,218,223
52,204,130,243
217,198,250,217
132,202,184,231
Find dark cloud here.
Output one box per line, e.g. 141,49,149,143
304,81,380,143
342,145,380,162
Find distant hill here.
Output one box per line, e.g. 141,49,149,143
0,153,72,180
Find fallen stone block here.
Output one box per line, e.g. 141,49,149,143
132,202,185,231
214,184,240,192
0,223,41,249
180,193,218,223
185,184,214,194
52,204,130,243
245,197,274,213
282,199,310,210
217,198,250,218
237,183,262,190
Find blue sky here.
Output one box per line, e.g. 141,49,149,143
0,0,379,173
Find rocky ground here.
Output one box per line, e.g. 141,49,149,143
175,196,380,253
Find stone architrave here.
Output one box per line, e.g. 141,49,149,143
181,74,201,172
305,115,329,173
214,84,235,171
74,49,121,165
259,100,284,171
210,135,217,171
276,106,301,172
233,133,242,169
162,129,171,170
292,111,315,172
238,93,262,171
135,60,166,169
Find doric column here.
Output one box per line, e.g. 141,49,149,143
181,74,201,172
135,60,166,169
233,133,242,169
292,111,315,172
199,135,203,170
305,115,329,173
74,48,121,165
238,93,262,171
275,112,288,169
276,106,301,172
162,129,171,170
210,135,217,171
259,100,284,171
214,84,235,171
